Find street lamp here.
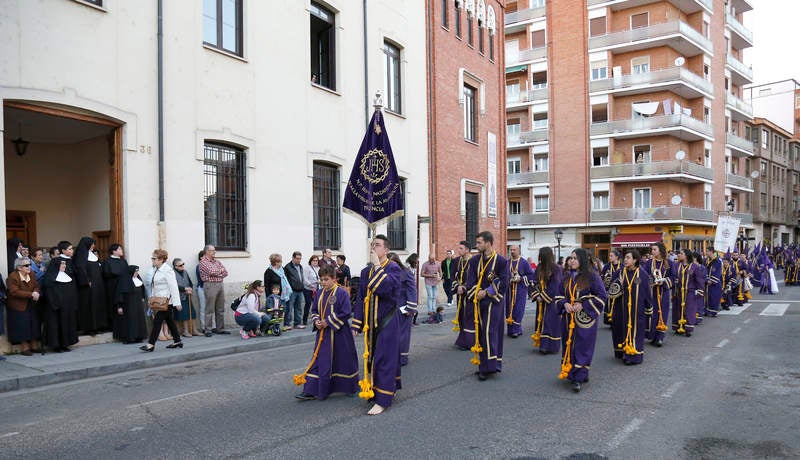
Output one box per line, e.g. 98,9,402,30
554,228,563,261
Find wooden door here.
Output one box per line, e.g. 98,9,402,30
6,210,36,248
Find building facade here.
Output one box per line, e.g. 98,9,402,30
745,79,800,137
504,0,755,261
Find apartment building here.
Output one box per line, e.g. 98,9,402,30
745,79,800,137
504,0,755,261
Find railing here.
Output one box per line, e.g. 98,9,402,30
591,206,714,223
726,53,754,81
589,66,712,95
507,46,547,66
726,93,754,118
590,114,714,139
588,21,712,54
590,160,714,181
507,87,548,105
726,12,753,45
587,0,712,11
726,173,753,190
508,171,550,186
731,212,754,226
508,213,550,226
505,6,546,25
726,132,754,154
519,128,549,144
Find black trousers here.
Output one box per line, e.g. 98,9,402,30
443,279,454,304
148,307,181,345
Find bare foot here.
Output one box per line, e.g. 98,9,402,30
366,404,385,416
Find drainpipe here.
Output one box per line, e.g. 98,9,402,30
157,0,166,246
425,1,436,245
363,0,369,127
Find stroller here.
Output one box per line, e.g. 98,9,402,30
260,306,284,337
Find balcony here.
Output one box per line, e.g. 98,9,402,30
726,132,754,157
731,0,753,13
508,129,548,149
506,87,549,107
726,53,754,86
731,212,754,226
587,0,712,14
588,21,713,57
726,12,753,50
508,212,550,227
590,160,714,183
591,206,714,223
726,93,753,121
726,173,754,192
508,171,550,187
590,114,714,142
589,66,713,99
505,6,546,33
506,46,547,67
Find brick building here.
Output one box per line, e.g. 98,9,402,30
504,0,755,261
426,0,507,255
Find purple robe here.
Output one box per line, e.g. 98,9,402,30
398,267,418,366
704,256,723,315
465,252,509,374
672,262,703,334
720,263,734,308
352,260,403,408
613,267,651,365
302,286,359,399
506,257,534,337
452,255,474,350
600,261,622,325
731,258,750,304
642,258,672,342
530,265,564,354
695,264,708,321
557,270,607,383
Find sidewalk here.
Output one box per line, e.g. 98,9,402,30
0,329,316,394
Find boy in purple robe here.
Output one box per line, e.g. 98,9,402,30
452,241,474,350
600,250,622,326
506,244,533,338
614,249,652,365
393,253,418,367
557,249,607,392
721,257,734,309
465,231,509,381
352,235,403,416
530,246,563,354
294,265,359,401
731,253,750,305
672,249,703,337
642,242,671,346
704,246,723,316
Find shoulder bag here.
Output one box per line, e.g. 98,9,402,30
148,271,170,312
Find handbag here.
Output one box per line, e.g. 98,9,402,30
742,277,753,292
148,273,171,312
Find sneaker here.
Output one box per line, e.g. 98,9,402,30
240,329,250,340
248,331,257,338
204,331,213,338
296,325,306,329
283,326,292,332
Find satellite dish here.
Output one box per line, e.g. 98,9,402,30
750,170,760,179
675,150,686,160
674,56,686,67
671,195,683,206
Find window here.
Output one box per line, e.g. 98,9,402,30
590,16,607,37
310,1,336,90
704,106,711,124
593,192,610,210
533,154,548,172
203,142,247,251
634,144,651,163
387,179,406,250
795,93,800,109
704,191,712,210
531,71,547,89
762,129,768,148
533,111,548,129
442,0,449,28
488,30,494,61
506,81,520,103
760,193,767,213
631,12,649,29
633,188,651,208
534,195,549,212
508,201,521,215
465,191,479,248
702,20,710,39
703,64,710,81
760,160,768,176
463,84,477,141
704,148,711,168
203,0,244,56
505,40,519,63
531,29,545,48
592,147,609,166
467,14,473,46
507,122,520,144
478,21,484,54
631,56,650,74
507,158,521,175
384,41,402,114
591,60,608,80
313,162,341,250
455,3,462,37
591,104,608,123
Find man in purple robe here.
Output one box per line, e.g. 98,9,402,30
672,249,703,337
506,244,533,338
452,240,474,350
465,231,509,381
642,242,671,347
295,265,358,400
600,250,622,326
704,246,723,317
395,253,418,367
731,252,750,305
352,234,403,416
615,249,652,365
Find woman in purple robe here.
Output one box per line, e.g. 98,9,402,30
557,248,608,393
530,247,563,355
295,265,359,401
600,250,622,326
692,252,708,323
642,242,671,347
672,249,703,337
614,249,651,365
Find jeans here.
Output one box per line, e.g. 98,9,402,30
235,313,267,332
425,285,438,313
302,289,315,324
285,291,304,327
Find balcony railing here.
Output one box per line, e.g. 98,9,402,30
590,160,714,181
726,132,754,155
726,173,753,190
726,12,753,46
508,171,550,186
587,0,712,13
506,46,547,66
589,66,712,96
590,114,714,139
726,93,754,119
518,128,549,144
726,53,754,83
505,6,546,25
508,213,550,226
731,212,754,226
507,87,549,105
588,21,712,56
591,206,714,223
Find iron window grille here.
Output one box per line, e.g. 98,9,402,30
387,179,406,250
313,162,341,250
203,143,247,251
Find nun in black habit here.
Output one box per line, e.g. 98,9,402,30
74,237,108,334
113,265,147,344
42,241,79,352
7,238,24,274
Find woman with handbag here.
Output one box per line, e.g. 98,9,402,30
141,249,183,352
6,257,42,356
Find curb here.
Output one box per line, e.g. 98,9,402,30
0,332,316,394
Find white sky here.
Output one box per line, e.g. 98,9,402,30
744,0,800,85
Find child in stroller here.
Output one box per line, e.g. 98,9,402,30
261,284,285,336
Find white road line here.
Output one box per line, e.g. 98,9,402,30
126,389,209,409
759,304,789,316
661,381,685,398
731,327,741,335
701,354,714,363
0,432,20,439
130,426,144,432
274,367,306,376
715,339,730,348
749,299,800,303
717,304,751,315
607,418,644,449
743,318,752,324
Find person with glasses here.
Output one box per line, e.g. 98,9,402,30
41,241,79,352
172,258,198,337
6,257,42,356
141,249,183,352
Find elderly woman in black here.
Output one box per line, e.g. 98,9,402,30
141,249,183,352
7,257,41,356
172,258,198,337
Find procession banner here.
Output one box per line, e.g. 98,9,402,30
714,215,740,253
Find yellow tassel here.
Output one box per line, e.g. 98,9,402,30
470,357,480,366
292,374,306,385
358,378,374,400
531,332,541,348
656,323,668,332
452,326,460,332
505,317,513,325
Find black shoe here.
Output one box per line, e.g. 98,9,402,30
572,381,582,392
295,392,316,401
477,372,488,381
722,306,730,310
166,342,183,349
140,345,155,352
204,331,213,337
215,330,231,335
655,339,663,347
684,331,692,337
61,347,71,352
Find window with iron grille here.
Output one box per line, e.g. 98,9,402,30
203,143,247,251
387,179,407,250
313,162,341,250
203,0,244,56
465,191,479,248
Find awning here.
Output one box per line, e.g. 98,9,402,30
612,233,663,248
506,65,527,74
632,101,660,116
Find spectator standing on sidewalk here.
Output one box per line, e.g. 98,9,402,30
6,257,41,356
194,250,211,334
318,248,336,271
141,249,183,352
264,254,294,330
199,245,229,337
441,250,455,306
420,254,442,323
30,248,47,283
302,255,320,326
284,251,306,330
172,258,198,337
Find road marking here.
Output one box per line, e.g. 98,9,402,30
126,389,209,409
749,299,800,303
743,318,752,324
717,304,750,315
715,339,730,348
731,327,741,335
759,304,789,316
701,354,714,363
0,432,20,439
661,381,684,398
130,426,144,432
607,418,644,449
274,367,306,376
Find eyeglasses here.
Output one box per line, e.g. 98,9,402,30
176,264,185,267
150,257,158,260
20,264,31,267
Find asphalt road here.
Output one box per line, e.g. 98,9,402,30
0,287,798,459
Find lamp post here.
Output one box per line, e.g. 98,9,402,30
554,229,563,261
